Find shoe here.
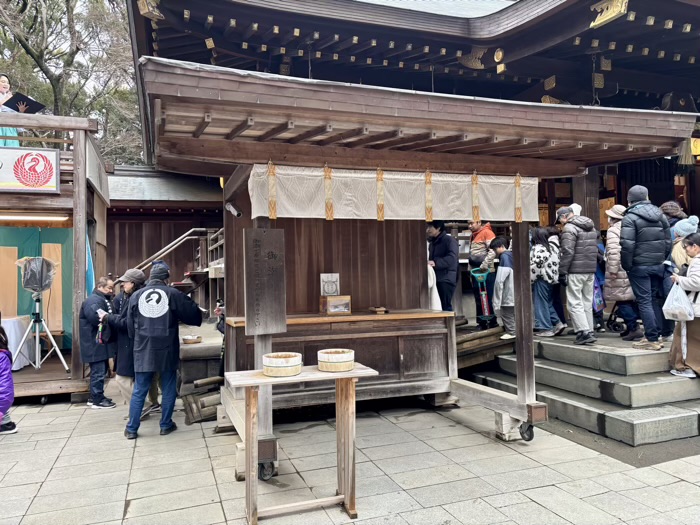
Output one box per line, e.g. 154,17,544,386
500,333,516,340
553,322,567,336
538,330,555,337
574,332,596,345
124,429,138,439
620,328,630,338
567,329,576,336
622,329,644,342
141,403,156,419
671,368,697,378
160,422,177,436
632,340,663,351
87,397,112,407
0,422,17,435
91,399,116,409
151,403,162,413
584,332,597,345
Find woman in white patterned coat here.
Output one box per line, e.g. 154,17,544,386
531,227,565,337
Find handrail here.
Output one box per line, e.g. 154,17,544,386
135,228,212,271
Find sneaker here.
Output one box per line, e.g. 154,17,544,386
574,332,596,345
0,422,17,435
160,422,177,436
671,368,697,378
567,329,576,336
553,322,567,336
87,397,112,407
500,333,516,340
151,403,162,413
124,429,138,439
538,330,555,337
622,329,644,342
632,339,664,351
91,399,117,409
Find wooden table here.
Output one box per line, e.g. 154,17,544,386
225,363,379,524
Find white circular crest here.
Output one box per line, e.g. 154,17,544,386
138,288,169,318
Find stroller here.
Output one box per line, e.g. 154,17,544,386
605,302,627,333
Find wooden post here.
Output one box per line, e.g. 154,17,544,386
71,130,87,379
511,221,535,404
572,169,601,231
245,386,259,525
342,378,358,519
335,378,345,497
546,179,556,226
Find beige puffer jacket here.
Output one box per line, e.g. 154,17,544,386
604,221,635,302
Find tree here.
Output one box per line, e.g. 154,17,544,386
0,0,143,164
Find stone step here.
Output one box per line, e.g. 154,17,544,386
471,372,699,446
535,338,670,376
498,355,700,408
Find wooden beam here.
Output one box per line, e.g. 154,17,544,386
72,130,87,380
224,164,253,201
224,18,237,39
287,123,333,144
257,120,294,142
159,137,585,178
344,129,401,148
450,137,527,155
399,133,467,151
157,155,240,178
372,131,434,150
316,126,368,146
225,117,254,140
280,27,300,45
511,141,578,157
316,34,339,50
193,113,212,138
204,14,214,30
334,35,359,51
423,136,492,153
242,22,258,40
0,114,97,131
512,221,536,406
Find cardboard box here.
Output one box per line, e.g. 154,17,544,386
320,295,352,315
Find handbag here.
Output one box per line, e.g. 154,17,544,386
663,283,695,322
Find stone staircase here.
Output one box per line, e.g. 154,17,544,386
471,333,700,446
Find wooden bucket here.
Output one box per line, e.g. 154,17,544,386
262,352,302,377
317,349,355,372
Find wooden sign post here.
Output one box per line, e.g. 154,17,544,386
241,228,286,478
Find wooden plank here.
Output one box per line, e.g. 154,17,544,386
342,377,358,519
225,363,379,388
41,244,63,332
336,378,345,498
192,113,212,138
245,386,259,525
0,113,97,131
458,345,513,369
0,247,18,318
226,117,255,140
446,316,458,380
456,326,503,343
71,130,87,379
226,310,456,328
512,221,536,404
14,378,88,397
258,496,345,518
243,228,286,336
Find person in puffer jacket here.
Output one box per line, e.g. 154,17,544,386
557,206,599,345
621,185,672,351
0,327,16,434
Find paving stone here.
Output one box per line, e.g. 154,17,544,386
441,497,508,524
584,490,657,521
132,446,209,469
657,481,700,505
282,439,340,459
128,470,215,500
61,440,135,456
0,518,21,525
374,451,454,475
521,444,599,465
0,483,40,502
462,454,541,477
423,432,494,451
667,504,700,525
619,486,679,513
390,463,475,490
407,477,500,507
0,497,32,518
362,441,435,461
626,515,687,525
555,479,609,498
19,501,124,525
252,509,335,525
442,442,517,464
355,422,407,437
482,492,531,508
498,501,570,525
483,466,571,492
122,502,225,525
278,430,337,448
129,457,213,483
54,447,133,468
325,490,422,525
300,461,383,487
346,515,409,525
46,458,132,481
621,466,680,487
408,423,476,441
125,485,219,518
548,455,634,480
222,488,314,521
522,486,619,525
0,441,37,452
290,449,369,472
355,431,419,449
39,470,130,496
0,468,50,487
504,433,581,453
593,472,648,492
28,485,127,515
400,506,461,525
655,459,700,483
313,475,401,499
274,421,335,434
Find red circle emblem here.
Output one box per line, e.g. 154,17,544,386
13,153,54,188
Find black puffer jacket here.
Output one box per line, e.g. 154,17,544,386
107,291,137,377
78,289,116,364
559,216,598,275
620,201,672,271
429,231,459,284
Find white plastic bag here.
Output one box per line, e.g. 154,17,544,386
663,283,695,322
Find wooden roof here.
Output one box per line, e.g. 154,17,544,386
141,57,696,180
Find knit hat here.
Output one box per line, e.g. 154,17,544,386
115,268,146,286
673,215,699,239
627,185,649,205
570,203,582,216
605,204,626,221
150,263,170,281
660,201,687,220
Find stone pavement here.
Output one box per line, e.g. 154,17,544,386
3,382,700,525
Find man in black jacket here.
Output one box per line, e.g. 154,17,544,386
427,220,459,312
124,263,202,439
101,268,146,407
79,277,117,409
621,185,672,351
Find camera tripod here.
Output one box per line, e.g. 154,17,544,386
14,293,70,373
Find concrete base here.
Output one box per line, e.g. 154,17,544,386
494,410,521,442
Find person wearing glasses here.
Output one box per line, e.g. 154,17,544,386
668,233,700,378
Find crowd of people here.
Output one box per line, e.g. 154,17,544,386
427,184,700,379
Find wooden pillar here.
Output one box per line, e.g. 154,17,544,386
687,166,700,216
546,179,556,227
71,130,87,379
511,221,535,404
572,169,600,231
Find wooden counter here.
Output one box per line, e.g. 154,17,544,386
224,310,457,408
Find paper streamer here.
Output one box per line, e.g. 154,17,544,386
267,160,277,220
514,172,523,223
324,164,334,220
425,169,433,222
377,168,385,221
471,170,480,221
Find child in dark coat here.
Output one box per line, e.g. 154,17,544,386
0,326,17,434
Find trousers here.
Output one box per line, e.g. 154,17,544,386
126,370,177,434
566,274,595,334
